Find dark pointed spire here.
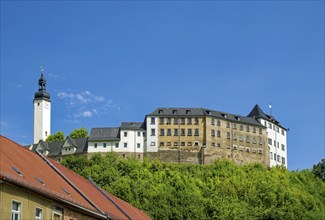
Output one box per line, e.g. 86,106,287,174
34,66,50,101
247,104,269,120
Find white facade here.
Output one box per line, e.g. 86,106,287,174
259,118,287,168
146,116,158,152
33,99,51,143
88,140,119,153
119,129,146,153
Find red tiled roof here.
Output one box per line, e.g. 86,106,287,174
0,135,151,220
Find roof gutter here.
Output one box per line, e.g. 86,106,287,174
88,178,133,220
35,151,110,219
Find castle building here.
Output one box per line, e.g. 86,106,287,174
33,69,51,143
248,105,288,167
145,108,270,166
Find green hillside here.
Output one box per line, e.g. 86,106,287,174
62,154,325,220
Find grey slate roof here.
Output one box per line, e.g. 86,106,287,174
121,122,146,130
32,138,88,157
247,104,286,129
147,107,264,127
89,127,120,141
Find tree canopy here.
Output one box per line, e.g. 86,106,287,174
69,127,88,139
61,154,325,219
45,131,65,142
312,158,325,181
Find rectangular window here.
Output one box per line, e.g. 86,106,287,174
274,153,276,160
36,208,42,220
253,127,256,133
167,129,171,136
94,143,97,148
160,129,165,136
227,122,230,128
151,117,155,124
124,132,127,137
180,117,185,125
194,129,199,136
187,129,192,136
276,126,279,132
240,124,243,131
12,201,21,220
217,130,221,137
160,142,164,146
239,135,243,142
167,142,171,146
194,118,199,125
151,129,155,136
274,140,276,147
233,132,237,140
181,129,185,136
137,132,141,137
246,126,250,132
150,142,156,146
281,129,285,136
282,157,286,165
270,152,273,159
174,117,178,125
258,148,263,154
217,119,221,126
159,117,164,125
268,138,272,145
103,143,107,148
167,118,171,124
277,142,279,148
227,132,230,139
174,129,178,136
115,143,119,148
181,142,185,146
188,117,192,124
246,136,250,143
282,144,285,151
211,129,215,137
187,142,192,146
253,137,256,144
268,123,272,129
259,137,263,145
124,143,127,148
277,155,280,162
211,118,215,125
137,143,140,148
174,142,178,146
259,128,262,134
233,123,237,129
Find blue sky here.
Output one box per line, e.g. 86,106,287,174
1,1,324,170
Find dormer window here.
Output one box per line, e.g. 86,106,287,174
173,110,178,114
186,110,191,115
158,110,163,114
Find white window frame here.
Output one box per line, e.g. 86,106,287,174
11,200,22,220
35,207,43,220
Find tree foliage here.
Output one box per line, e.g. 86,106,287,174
61,154,325,220
69,127,88,139
45,131,65,142
312,158,325,181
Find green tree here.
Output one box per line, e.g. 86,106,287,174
69,127,88,139
312,158,325,180
45,131,65,142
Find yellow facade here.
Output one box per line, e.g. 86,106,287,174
152,112,270,166
0,183,95,220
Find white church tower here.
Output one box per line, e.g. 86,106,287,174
33,68,51,143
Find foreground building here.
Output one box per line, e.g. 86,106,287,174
0,135,151,220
